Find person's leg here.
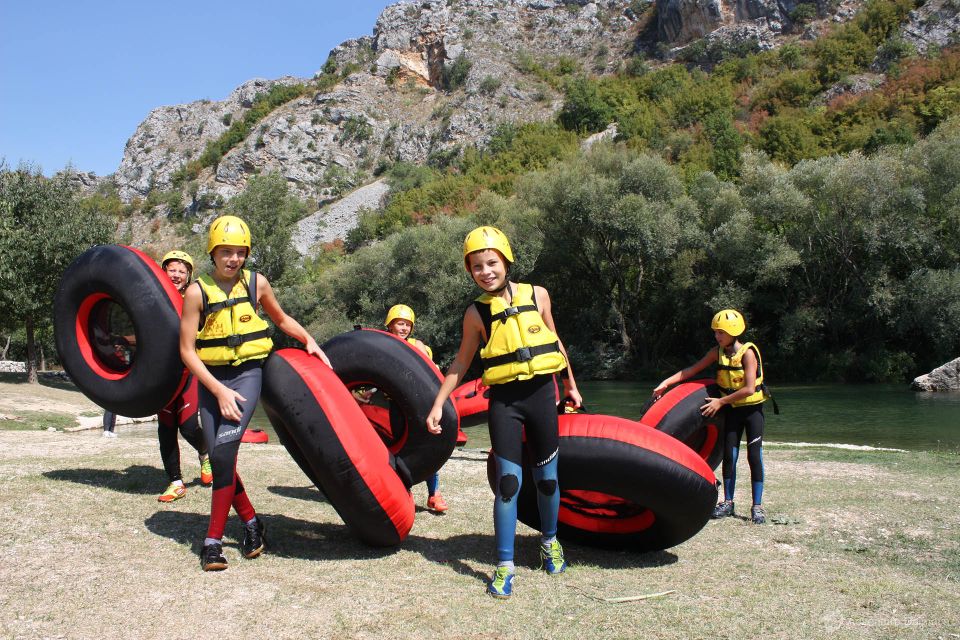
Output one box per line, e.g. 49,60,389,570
713,411,745,518
486,383,526,597
102,411,117,437
425,472,448,512
198,363,263,569
520,376,565,574
743,406,766,523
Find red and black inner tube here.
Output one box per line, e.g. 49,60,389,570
53,244,187,417
489,413,717,551
261,348,414,547
322,328,459,485
638,378,724,469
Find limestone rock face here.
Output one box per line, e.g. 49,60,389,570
901,0,960,54
115,77,303,202
656,0,800,45
911,357,960,391
107,0,859,246
113,0,638,211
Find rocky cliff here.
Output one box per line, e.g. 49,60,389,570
108,0,950,251
114,0,639,207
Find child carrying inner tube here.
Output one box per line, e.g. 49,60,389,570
384,303,448,513
155,250,212,503
179,215,331,571
99,250,212,500
653,309,769,524
426,226,582,599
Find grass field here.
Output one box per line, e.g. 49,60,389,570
2,420,958,640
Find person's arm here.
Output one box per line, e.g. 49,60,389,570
256,276,332,367
701,347,758,417
425,307,483,434
413,339,430,358
653,349,715,398
535,285,582,408
179,283,246,422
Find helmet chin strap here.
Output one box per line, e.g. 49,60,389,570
482,268,512,298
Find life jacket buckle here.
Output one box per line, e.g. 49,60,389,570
515,346,532,362
503,306,521,317
226,334,243,347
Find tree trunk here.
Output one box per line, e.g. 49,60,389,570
25,315,38,384
0,335,9,360
40,344,46,371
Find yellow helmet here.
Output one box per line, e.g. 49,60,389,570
206,215,251,254
711,309,746,337
160,250,194,272
385,304,416,327
463,226,514,272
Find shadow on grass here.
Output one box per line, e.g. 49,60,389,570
266,484,329,503
143,508,679,584
145,510,404,561
0,371,81,392
42,465,181,495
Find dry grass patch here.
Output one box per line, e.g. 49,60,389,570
1,431,958,640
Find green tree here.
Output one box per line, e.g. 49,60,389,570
0,165,112,383
558,77,614,133
223,173,306,284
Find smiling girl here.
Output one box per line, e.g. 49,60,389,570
426,226,582,599
179,215,330,571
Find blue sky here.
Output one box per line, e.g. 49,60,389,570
0,1,397,176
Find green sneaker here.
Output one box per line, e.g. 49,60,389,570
199,455,213,486
487,566,514,598
539,539,567,574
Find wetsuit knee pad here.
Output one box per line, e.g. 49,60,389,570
532,453,559,496
495,455,522,501
499,474,520,501
535,478,557,496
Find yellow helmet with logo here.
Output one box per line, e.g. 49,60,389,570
463,226,514,272
206,215,251,254
385,304,416,327
711,309,746,337
161,250,194,272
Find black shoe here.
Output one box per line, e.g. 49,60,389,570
711,500,735,519
751,504,766,524
241,516,266,559
201,542,228,571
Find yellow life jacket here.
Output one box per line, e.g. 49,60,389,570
407,338,433,362
716,341,767,407
195,270,273,366
475,282,566,386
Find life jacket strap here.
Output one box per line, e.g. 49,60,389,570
196,328,270,349
490,304,537,324
204,295,251,314
482,342,560,368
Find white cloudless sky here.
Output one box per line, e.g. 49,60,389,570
0,0,398,176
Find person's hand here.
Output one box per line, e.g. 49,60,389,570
566,388,583,409
306,339,332,367
216,385,246,422
700,397,724,417
352,388,374,404
426,405,443,435
652,380,670,398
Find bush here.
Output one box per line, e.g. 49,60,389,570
442,53,472,91
477,76,501,96
558,77,614,133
